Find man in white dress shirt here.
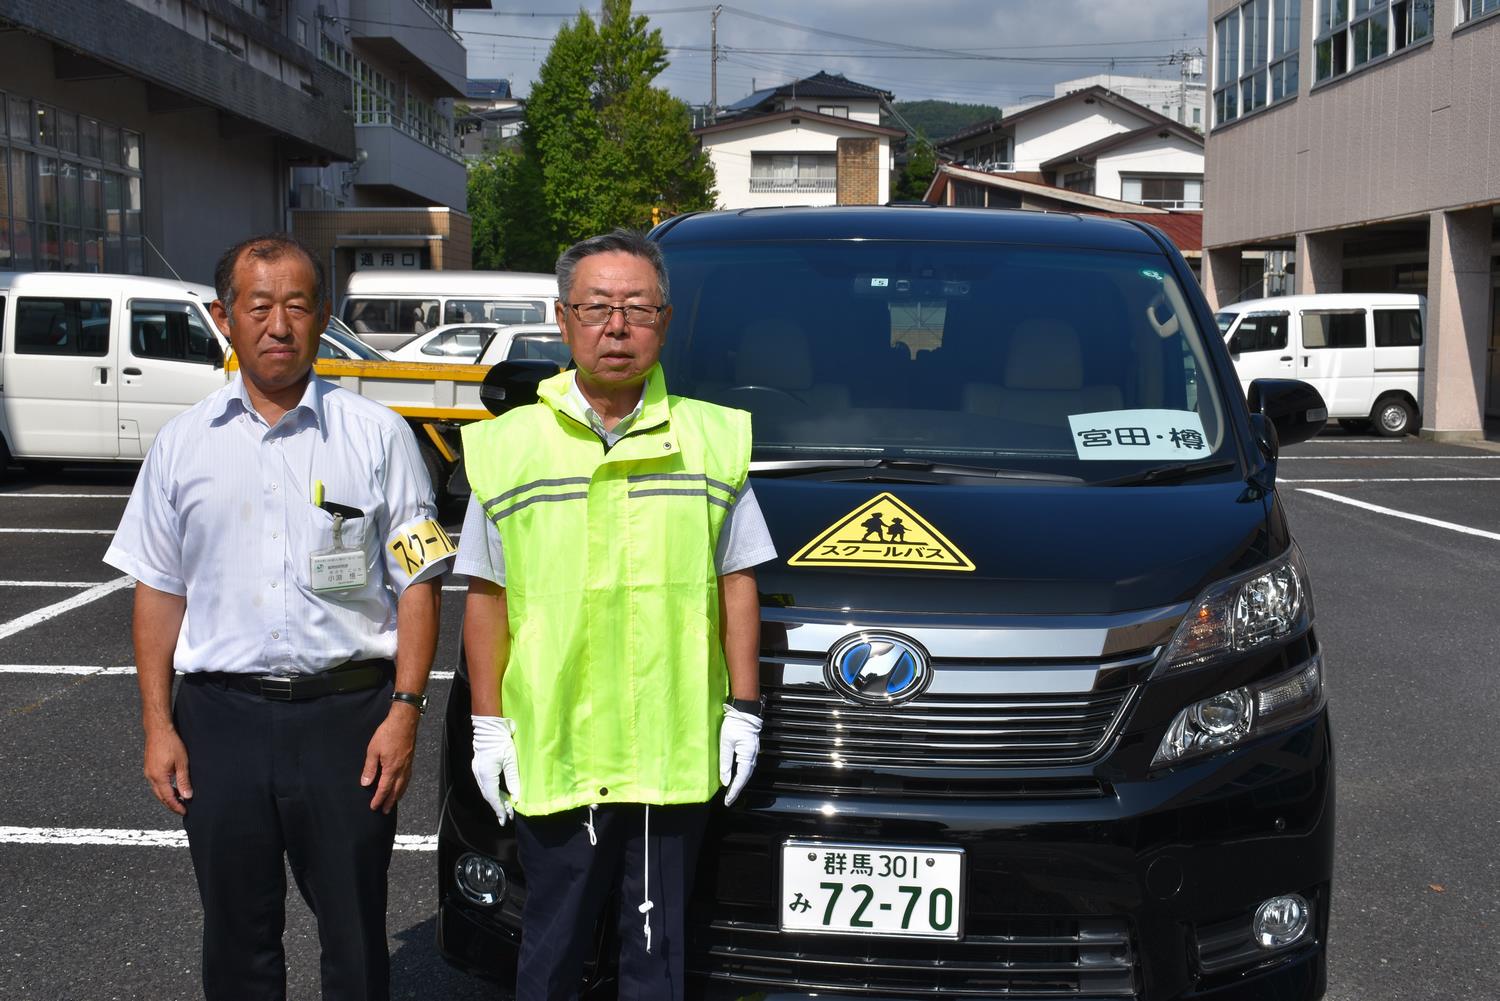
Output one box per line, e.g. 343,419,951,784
105,234,454,1001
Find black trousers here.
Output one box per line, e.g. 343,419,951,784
514,801,711,1001
174,674,397,1001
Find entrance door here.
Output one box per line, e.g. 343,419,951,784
1298,308,1374,419
1226,311,1294,397
117,298,228,457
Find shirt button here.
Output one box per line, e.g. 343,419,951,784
272,532,279,540
271,631,281,639
270,582,278,589
271,483,279,491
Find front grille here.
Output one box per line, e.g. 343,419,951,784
692,917,1137,997
761,677,1140,769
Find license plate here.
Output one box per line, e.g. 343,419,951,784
780,840,965,939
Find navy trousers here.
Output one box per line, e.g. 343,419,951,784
174,674,397,1001
514,801,711,1001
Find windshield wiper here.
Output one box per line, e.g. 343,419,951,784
751,458,1081,483
1089,459,1238,487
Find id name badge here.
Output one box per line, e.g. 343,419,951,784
310,513,368,592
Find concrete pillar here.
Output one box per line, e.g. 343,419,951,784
1294,231,1343,293
1201,246,1243,311
1419,207,1491,441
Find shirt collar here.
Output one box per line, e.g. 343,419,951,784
212,372,328,437
566,371,647,439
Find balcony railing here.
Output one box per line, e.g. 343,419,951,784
749,176,838,193
355,109,464,163
412,0,463,43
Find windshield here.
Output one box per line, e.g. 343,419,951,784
658,241,1231,482
507,333,572,366
323,319,386,360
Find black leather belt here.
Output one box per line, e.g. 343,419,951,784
189,659,394,701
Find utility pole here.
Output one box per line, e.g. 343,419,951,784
710,5,722,124
1169,48,1206,126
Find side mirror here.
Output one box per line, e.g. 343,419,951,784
480,359,562,416
1247,378,1327,448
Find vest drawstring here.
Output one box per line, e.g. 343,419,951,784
638,804,655,954
584,804,598,847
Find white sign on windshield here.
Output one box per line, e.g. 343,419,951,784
1067,409,1209,460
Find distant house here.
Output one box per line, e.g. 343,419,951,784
695,72,903,209
934,86,1205,210
457,78,524,160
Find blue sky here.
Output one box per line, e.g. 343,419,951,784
456,1,1210,108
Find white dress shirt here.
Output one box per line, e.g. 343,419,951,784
105,374,454,675
453,373,777,586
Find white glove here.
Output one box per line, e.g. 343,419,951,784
719,704,763,807
471,715,520,825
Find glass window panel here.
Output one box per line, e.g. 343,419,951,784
35,104,55,147
11,219,31,270
37,157,58,223
101,124,120,165
11,150,32,221
102,171,121,235
1275,0,1302,54
80,167,102,230
15,297,110,354
38,224,61,269
122,131,141,170
104,231,124,272
1243,0,1269,69
63,228,82,270
0,92,6,139
79,117,99,159
1373,309,1422,347
7,97,28,143
56,111,78,154
0,224,10,270
124,176,141,235
131,299,221,363
0,151,8,221
58,161,79,227
1413,0,1432,35
82,232,102,273
1230,313,1290,353
126,235,143,274
1303,310,1366,348
1369,14,1388,57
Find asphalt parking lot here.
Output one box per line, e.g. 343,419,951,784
2,428,1498,1000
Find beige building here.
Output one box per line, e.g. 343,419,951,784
1202,0,1500,440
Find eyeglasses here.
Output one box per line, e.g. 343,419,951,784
565,302,666,326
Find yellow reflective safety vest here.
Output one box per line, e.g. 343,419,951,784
461,364,752,816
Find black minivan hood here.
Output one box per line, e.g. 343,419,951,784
752,476,1274,616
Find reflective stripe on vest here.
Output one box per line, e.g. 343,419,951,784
461,365,752,816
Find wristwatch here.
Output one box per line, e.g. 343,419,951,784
392,690,428,715
731,696,765,718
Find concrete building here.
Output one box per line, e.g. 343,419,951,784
289,0,489,284
1202,0,1500,439
937,87,1206,210
696,73,903,209
0,0,353,281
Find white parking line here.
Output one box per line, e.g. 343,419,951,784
0,576,134,642
0,826,436,851
0,663,458,680
0,493,130,499
0,580,102,588
1297,489,1500,542
0,527,114,534
1282,477,1500,483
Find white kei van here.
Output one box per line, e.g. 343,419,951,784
341,270,557,353
0,272,229,462
1216,293,1425,436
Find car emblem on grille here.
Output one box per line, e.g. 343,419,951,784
825,632,932,706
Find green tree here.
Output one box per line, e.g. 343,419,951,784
468,0,715,271
892,139,937,202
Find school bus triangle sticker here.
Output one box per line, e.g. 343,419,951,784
787,492,975,572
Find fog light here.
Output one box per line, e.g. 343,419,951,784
1253,894,1310,950
454,852,506,907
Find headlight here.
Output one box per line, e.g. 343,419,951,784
1158,547,1312,674
1153,655,1324,766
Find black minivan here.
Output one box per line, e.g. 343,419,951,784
436,207,1334,1000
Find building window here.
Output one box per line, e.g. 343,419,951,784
961,136,1013,171
1060,169,1094,193
749,153,836,192
1217,0,1301,126
320,35,459,161
1317,0,1431,81
1461,0,1500,20
1121,176,1203,209
0,91,143,274
816,105,849,118
1192,106,1203,125
296,17,309,47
